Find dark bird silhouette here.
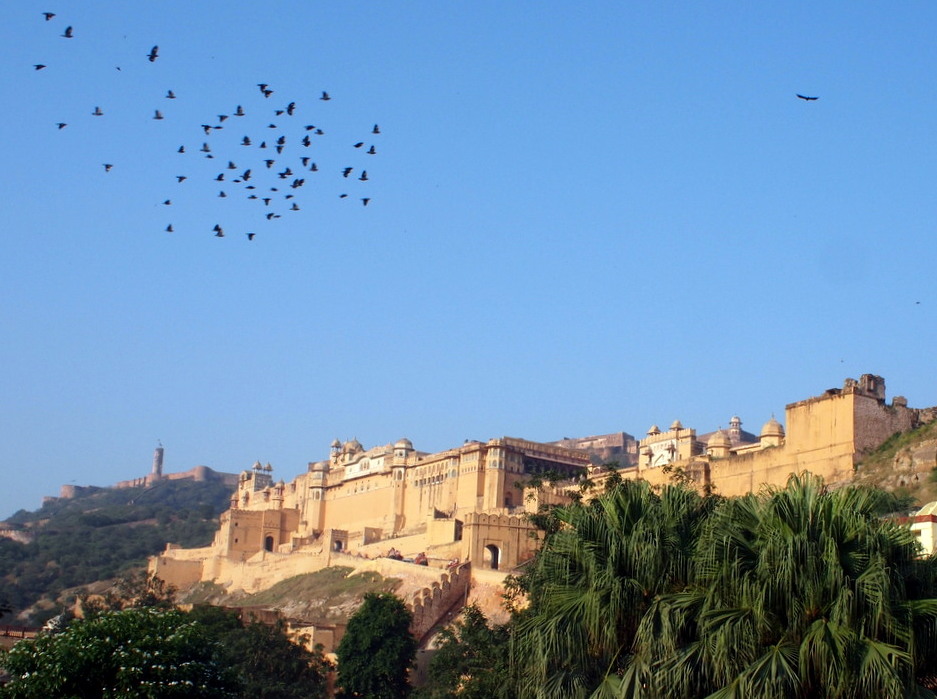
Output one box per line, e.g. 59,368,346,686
248,194,258,199
214,225,224,237
358,170,368,181
153,110,163,120
266,212,276,220
43,12,55,21
218,115,228,122
276,136,286,145
200,143,211,153
267,123,277,129
92,106,103,116
275,109,284,116
301,135,311,147
201,124,213,135
162,199,171,205
263,89,273,98
34,64,46,70
262,198,271,205
259,141,267,149
215,173,224,181
264,159,275,168
339,193,348,198
343,167,353,178
57,122,67,129
290,178,304,188
247,233,255,240
315,128,324,135
367,145,376,155
177,145,185,153
301,157,310,167
372,124,380,134
320,91,331,101
286,102,296,115
241,136,251,146
62,26,73,38
309,162,318,172
304,125,315,131
227,161,237,169
147,46,159,62
284,194,294,199
361,198,370,206
276,145,284,154
796,94,819,101
103,163,113,172
235,105,245,116
258,83,268,92
176,175,187,182
166,90,176,99
166,224,173,232
354,142,364,148
242,169,252,180
219,191,227,198
290,203,300,211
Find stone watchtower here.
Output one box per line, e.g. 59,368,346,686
150,443,164,481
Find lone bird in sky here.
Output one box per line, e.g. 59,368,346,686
796,93,819,101
147,46,159,62
320,91,331,101
92,106,103,116
34,64,46,70
166,90,176,99
43,12,55,21
153,110,163,120
56,122,66,129
61,26,73,38
103,163,113,172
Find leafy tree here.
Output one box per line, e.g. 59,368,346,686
0,607,236,698
188,605,332,699
336,592,416,698
414,604,512,699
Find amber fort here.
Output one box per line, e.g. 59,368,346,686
150,373,937,632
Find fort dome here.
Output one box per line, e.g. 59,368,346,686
760,417,785,439
394,438,414,450
708,429,731,448
647,425,660,435
670,420,683,431
343,439,363,454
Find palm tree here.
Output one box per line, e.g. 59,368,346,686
511,480,714,698
628,473,937,698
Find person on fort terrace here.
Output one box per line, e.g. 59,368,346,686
414,552,428,566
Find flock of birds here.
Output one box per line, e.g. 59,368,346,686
31,11,381,241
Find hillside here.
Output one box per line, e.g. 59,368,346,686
0,479,235,624
855,419,937,506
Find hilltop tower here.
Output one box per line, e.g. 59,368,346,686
151,443,164,480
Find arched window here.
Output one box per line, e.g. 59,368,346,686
264,535,274,552
484,544,500,570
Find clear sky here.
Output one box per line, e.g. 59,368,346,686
2,2,936,519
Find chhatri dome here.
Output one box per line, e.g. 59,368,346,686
760,417,785,439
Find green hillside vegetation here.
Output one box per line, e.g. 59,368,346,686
0,479,235,624
855,419,937,504
179,567,402,624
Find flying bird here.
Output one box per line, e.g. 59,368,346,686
372,124,380,134
34,64,46,70
247,233,255,240
43,12,55,21
61,26,73,38
92,106,103,116
56,122,66,129
227,161,237,169
218,115,228,122
235,105,245,116
241,136,251,146
215,173,224,181
367,145,376,155
147,46,159,62
166,224,173,232
301,135,311,147
309,162,318,172
166,90,176,99
177,145,185,153
339,193,348,199
342,167,353,178
103,163,113,172
201,124,213,134
354,142,364,148
358,170,368,181
275,109,284,116
290,203,300,211
200,143,211,153
796,93,819,101
320,91,331,101
361,198,370,206
153,110,163,120
176,175,187,182
263,89,273,98
264,159,274,168
286,102,296,115
162,199,171,205
218,191,227,198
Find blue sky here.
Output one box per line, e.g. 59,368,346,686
2,2,936,519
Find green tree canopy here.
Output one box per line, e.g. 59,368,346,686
336,592,416,699
0,607,236,698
